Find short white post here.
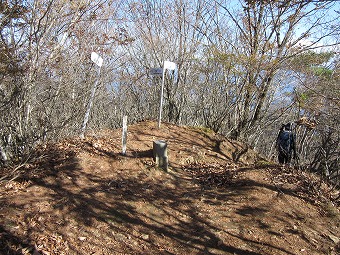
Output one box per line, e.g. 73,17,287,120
153,140,168,171
122,116,127,155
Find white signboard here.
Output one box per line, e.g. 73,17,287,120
91,52,103,67
163,60,176,70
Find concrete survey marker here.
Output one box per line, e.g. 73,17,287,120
153,140,168,171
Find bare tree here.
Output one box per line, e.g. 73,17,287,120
196,0,339,141
0,0,133,165
288,51,339,180
120,0,209,124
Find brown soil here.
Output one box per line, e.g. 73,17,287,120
0,121,339,255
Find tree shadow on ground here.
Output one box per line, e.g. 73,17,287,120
0,142,335,254
0,225,37,255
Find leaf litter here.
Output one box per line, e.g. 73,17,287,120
0,120,339,255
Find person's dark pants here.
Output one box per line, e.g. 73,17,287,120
278,151,291,164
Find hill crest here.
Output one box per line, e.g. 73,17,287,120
0,121,339,255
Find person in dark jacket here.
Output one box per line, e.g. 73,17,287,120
276,123,296,164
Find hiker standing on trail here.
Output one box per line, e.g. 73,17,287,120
276,123,297,164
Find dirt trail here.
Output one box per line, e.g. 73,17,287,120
0,121,339,255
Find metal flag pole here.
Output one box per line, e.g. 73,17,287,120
158,65,166,129
157,61,176,129
80,52,103,138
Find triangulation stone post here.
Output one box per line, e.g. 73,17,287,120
153,140,168,171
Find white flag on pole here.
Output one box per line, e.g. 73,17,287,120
163,60,176,71
91,52,103,67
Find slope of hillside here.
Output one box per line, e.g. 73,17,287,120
0,121,339,255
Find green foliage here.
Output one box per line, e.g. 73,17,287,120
299,92,308,102
290,51,334,70
311,66,333,78
205,46,237,68
190,126,214,134
255,160,274,167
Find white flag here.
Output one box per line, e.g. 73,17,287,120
163,60,176,71
91,52,103,67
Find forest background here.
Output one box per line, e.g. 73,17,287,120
0,0,339,182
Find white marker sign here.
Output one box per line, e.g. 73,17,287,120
158,60,177,128
163,60,176,70
91,52,103,67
